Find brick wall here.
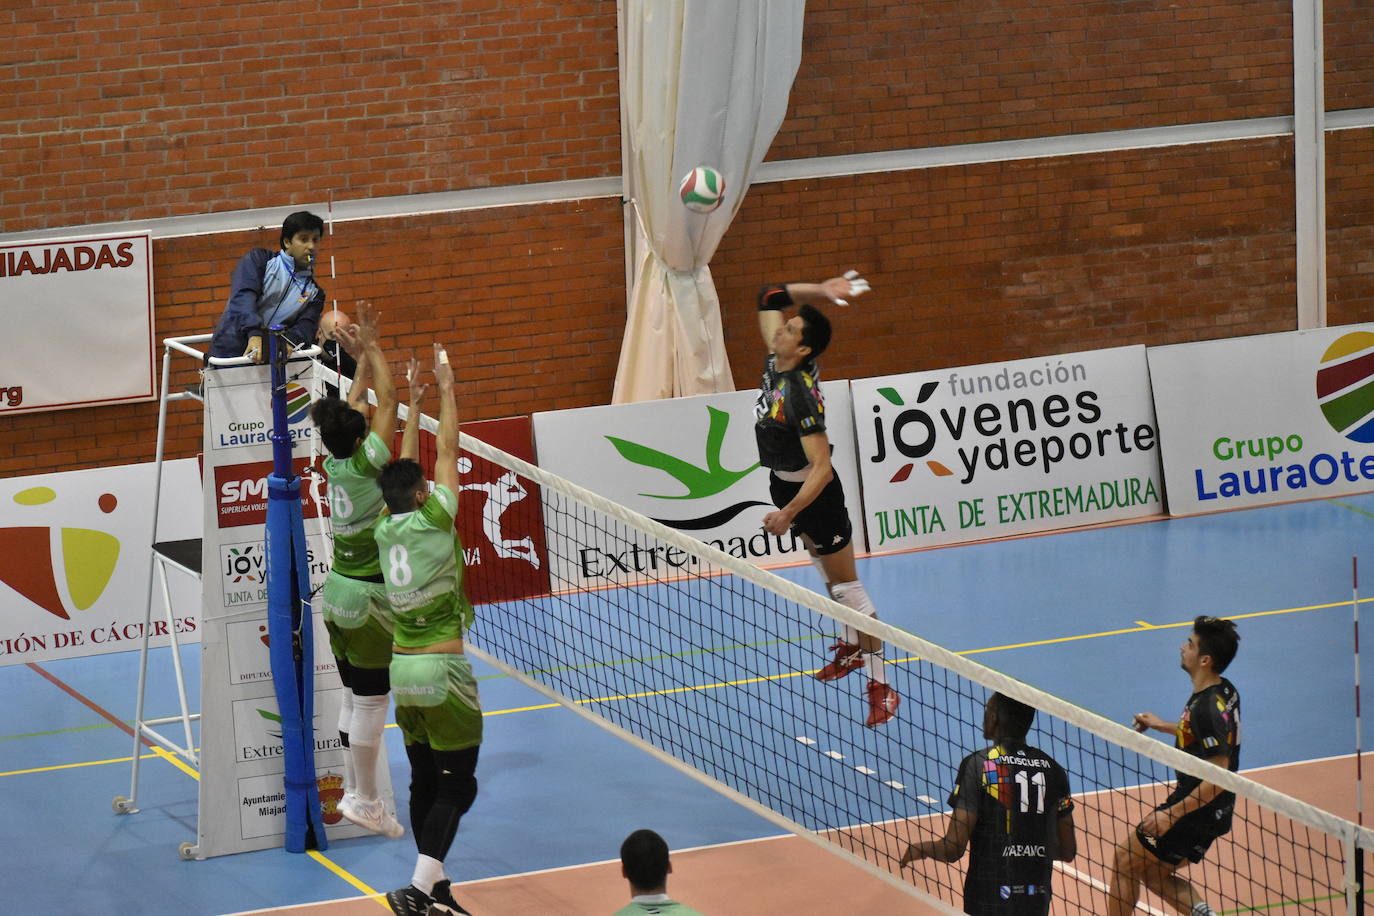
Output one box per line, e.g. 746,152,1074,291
1327,128,1374,327
0,0,619,228
772,0,1293,158
4,1,1371,478
714,138,1298,385
0,199,627,475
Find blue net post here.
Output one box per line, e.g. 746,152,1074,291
265,326,327,853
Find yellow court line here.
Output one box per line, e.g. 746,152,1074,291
890,597,1374,664
306,851,386,907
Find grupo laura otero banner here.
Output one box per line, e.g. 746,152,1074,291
0,234,155,415
532,384,864,589
852,346,1163,551
1149,324,1374,515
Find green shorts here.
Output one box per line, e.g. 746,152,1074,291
321,571,394,670
390,652,483,751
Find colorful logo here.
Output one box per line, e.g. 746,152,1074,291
0,485,120,619
871,384,954,482
284,382,310,425
1317,332,1374,443
604,406,766,529
317,773,345,825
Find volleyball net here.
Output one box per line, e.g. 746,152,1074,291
390,396,1373,914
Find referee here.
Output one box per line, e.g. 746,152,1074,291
751,271,899,727
901,693,1076,915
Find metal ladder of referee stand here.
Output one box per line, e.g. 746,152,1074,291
110,333,320,861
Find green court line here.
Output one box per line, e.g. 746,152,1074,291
0,722,121,742
1327,497,1374,520
483,632,830,681
1221,891,1343,913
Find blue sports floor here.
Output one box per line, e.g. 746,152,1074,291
1,492,1370,914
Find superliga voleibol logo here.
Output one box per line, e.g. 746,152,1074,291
1317,331,1374,443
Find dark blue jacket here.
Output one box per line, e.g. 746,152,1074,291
209,248,325,358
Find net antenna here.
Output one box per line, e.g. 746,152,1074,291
263,326,326,853
1355,556,1366,913
421,409,1374,914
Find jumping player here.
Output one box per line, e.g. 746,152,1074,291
375,344,481,916
900,693,1076,915
752,271,899,727
1107,616,1241,916
308,302,403,839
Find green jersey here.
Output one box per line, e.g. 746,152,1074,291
374,484,474,648
612,900,707,916
321,431,390,577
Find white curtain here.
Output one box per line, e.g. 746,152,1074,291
612,0,806,403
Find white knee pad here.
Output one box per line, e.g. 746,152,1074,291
349,694,390,749
831,580,876,618
829,579,876,645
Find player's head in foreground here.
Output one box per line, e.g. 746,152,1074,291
984,692,1036,744
317,307,352,343
1183,615,1240,676
279,210,324,268
378,458,429,514
310,397,367,460
620,828,672,895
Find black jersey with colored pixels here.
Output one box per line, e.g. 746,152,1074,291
1164,678,1241,822
950,743,1074,915
753,353,826,472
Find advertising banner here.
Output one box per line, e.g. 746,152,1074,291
0,458,201,666
0,234,155,414
196,362,390,858
1149,324,1374,514
852,346,1162,551
531,384,864,589
451,417,550,605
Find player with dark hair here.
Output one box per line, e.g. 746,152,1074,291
209,210,327,362
1106,616,1242,916
307,302,403,839
901,692,1076,915
752,270,899,727
375,344,481,916
614,829,708,916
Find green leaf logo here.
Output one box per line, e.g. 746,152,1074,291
606,406,760,500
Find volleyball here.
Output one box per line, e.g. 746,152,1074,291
679,166,726,213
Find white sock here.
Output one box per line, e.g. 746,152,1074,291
831,579,876,648
863,652,888,685
337,691,355,795
349,693,390,801
1191,904,1216,916
411,854,445,896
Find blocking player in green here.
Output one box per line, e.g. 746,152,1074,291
375,343,480,916
309,301,403,839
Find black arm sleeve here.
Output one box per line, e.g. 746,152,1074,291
757,283,794,311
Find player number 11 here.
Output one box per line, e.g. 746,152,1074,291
1015,769,1046,814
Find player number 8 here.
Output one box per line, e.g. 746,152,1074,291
388,545,413,586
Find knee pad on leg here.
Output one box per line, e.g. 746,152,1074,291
830,579,875,645
349,694,390,749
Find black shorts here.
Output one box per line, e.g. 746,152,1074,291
768,472,852,556
1137,805,1231,865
